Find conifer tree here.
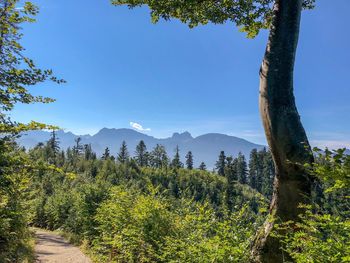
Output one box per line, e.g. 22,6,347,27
150,144,169,169
225,156,238,211
261,151,275,199
256,148,267,192
84,144,95,161
117,141,129,164
171,145,183,169
102,147,110,160
198,162,207,171
73,137,83,156
249,149,259,190
236,152,248,184
215,151,226,176
185,151,194,170
225,156,238,181
47,130,60,163
135,140,148,167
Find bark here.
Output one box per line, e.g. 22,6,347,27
251,0,314,262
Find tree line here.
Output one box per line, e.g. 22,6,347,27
42,130,275,199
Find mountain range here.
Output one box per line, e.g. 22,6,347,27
18,128,265,168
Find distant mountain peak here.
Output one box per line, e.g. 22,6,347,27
171,131,193,141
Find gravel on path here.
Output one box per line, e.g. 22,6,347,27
34,229,92,263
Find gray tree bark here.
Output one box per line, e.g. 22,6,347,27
251,0,314,262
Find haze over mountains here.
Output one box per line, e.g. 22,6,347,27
18,128,265,168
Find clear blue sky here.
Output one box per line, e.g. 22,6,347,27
12,0,350,148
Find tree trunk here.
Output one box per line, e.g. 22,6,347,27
251,0,314,262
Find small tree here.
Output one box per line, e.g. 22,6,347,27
150,144,169,169
215,151,226,176
44,130,60,165
117,141,129,164
225,156,238,212
84,144,96,161
236,153,248,184
261,150,275,199
73,137,83,156
185,151,194,170
171,145,183,169
102,147,110,160
135,140,148,167
198,162,207,171
249,149,259,191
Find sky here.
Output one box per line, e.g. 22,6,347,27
11,0,350,148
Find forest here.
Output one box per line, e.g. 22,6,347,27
0,0,349,263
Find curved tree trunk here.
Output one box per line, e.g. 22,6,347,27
251,0,314,262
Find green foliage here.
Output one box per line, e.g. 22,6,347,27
91,186,260,263
112,0,315,38
199,161,207,171
309,148,350,193
276,208,350,263
0,1,62,261
149,144,169,169
170,145,183,169
185,151,194,170
248,148,274,199
161,204,258,263
117,141,130,164
26,140,268,262
135,140,149,167
93,186,173,262
216,151,226,176
0,0,63,134
275,149,350,262
0,142,32,262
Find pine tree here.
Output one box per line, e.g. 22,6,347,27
215,151,226,176
249,149,259,190
225,156,238,181
102,147,110,160
135,140,148,167
261,150,275,199
225,156,238,212
84,144,95,160
256,148,267,192
66,147,74,166
150,144,169,169
47,130,60,164
171,145,183,169
117,141,129,164
185,151,194,170
198,162,207,171
236,152,248,184
73,137,83,156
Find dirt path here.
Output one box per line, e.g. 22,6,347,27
34,229,92,263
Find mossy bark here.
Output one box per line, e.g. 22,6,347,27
251,0,314,262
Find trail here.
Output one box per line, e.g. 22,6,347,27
34,229,91,263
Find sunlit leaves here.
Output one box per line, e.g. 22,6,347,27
0,0,64,134
275,206,350,263
307,148,350,193
112,0,315,38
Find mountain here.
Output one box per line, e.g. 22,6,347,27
18,128,265,168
